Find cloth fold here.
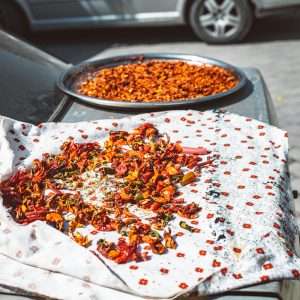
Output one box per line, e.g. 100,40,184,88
1,110,300,300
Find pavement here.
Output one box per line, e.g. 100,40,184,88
30,12,300,220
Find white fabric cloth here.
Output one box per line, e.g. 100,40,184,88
1,110,300,300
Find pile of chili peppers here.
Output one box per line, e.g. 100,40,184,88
0,123,213,264
78,60,239,102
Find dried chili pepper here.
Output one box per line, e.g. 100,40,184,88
78,60,239,102
0,123,214,264
179,221,199,233
181,171,196,186
163,229,177,249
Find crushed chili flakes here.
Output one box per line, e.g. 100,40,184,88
0,123,213,264
78,60,239,102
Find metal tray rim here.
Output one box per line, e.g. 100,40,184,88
57,53,247,109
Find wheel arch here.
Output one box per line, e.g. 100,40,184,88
182,0,194,23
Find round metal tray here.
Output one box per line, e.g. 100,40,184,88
57,53,247,109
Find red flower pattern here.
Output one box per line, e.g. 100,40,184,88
195,267,203,273
139,278,148,285
179,282,188,289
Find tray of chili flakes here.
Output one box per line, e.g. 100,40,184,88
0,110,300,300
57,53,246,109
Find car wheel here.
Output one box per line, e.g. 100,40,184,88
189,0,254,43
0,1,27,36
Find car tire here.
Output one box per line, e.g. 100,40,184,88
189,0,254,44
0,1,28,36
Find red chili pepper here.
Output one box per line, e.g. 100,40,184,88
182,147,209,155
0,123,209,264
115,163,128,176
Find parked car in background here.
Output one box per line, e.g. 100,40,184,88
0,0,300,43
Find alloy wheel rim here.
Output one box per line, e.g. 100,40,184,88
199,0,241,38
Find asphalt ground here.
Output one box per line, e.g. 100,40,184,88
29,11,300,217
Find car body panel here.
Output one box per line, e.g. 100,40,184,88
254,0,300,9
14,0,184,30
10,0,300,30
0,30,67,123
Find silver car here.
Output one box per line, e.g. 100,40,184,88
0,0,300,43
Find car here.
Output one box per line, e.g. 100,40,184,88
0,0,300,43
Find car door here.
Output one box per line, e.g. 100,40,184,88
86,0,181,22
113,0,181,23
128,0,180,14
87,0,129,19
24,0,126,28
88,0,181,24
26,0,92,20
23,0,182,29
